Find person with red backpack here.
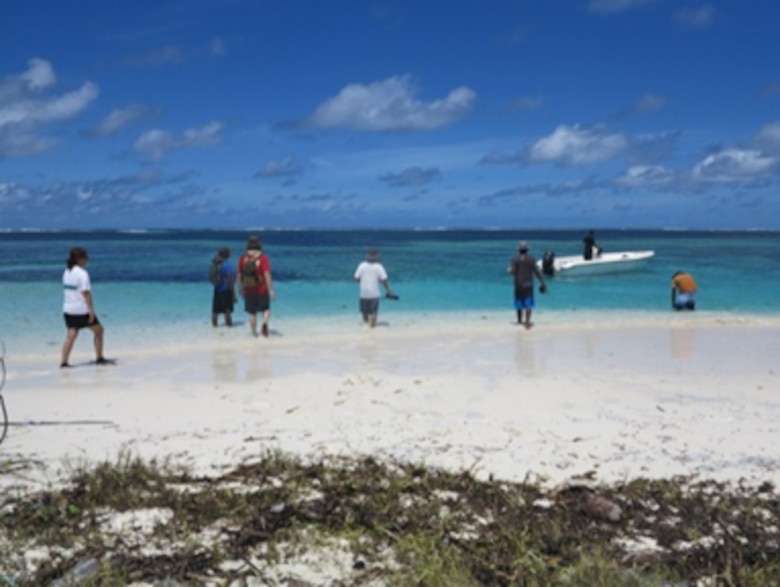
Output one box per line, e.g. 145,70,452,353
238,235,275,337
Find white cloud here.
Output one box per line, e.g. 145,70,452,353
636,94,666,113
614,165,674,187
588,0,652,15
210,37,226,56
760,81,780,98
379,166,441,187
692,149,777,182
529,124,629,165
509,95,544,111
123,46,186,67
39,83,99,121
255,156,303,178
0,133,57,157
19,58,56,90
90,104,154,137
0,59,98,157
182,121,223,144
304,75,475,132
755,121,780,149
674,5,715,29
133,121,224,160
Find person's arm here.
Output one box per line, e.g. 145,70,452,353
227,269,237,300
671,286,677,308
236,258,244,298
263,258,275,300
381,278,394,297
533,265,547,293
83,290,97,322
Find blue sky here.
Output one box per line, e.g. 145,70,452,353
1,0,779,229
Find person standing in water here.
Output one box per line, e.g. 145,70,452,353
507,241,547,329
353,248,395,328
210,246,237,327
671,271,698,310
238,236,275,337
61,247,110,367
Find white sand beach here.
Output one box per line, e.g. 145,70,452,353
2,312,779,492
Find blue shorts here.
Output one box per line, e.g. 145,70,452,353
675,292,696,310
514,296,535,310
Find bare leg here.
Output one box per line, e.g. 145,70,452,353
249,313,258,336
90,323,105,359
369,313,378,328
524,309,533,329
211,313,218,327
225,311,233,327
61,328,79,366
261,309,271,337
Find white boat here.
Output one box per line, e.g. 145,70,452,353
538,250,655,277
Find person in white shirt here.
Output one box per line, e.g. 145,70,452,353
61,247,108,367
353,248,395,328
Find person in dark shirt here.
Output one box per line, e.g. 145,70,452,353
507,241,548,329
583,230,600,260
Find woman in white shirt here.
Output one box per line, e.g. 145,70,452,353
61,247,108,367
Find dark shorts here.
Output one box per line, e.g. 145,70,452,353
360,297,380,315
212,290,234,314
64,313,100,330
244,292,270,314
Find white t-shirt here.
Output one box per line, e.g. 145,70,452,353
354,261,388,299
63,266,91,315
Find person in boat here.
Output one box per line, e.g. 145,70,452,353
671,271,697,311
582,230,601,260
507,241,547,329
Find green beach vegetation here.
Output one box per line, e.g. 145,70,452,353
1,451,778,586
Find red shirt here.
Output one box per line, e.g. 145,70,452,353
238,253,271,294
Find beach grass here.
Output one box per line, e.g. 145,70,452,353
1,451,778,586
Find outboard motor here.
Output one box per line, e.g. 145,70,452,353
542,251,556,276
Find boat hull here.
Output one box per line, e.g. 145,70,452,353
539,251,655,276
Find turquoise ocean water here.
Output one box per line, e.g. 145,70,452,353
1,229,779,355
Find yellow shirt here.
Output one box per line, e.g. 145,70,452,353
672,273,697,293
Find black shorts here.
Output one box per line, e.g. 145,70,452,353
212,290,234,314
64,313,100,329
360,297,380,315
244,292,270,314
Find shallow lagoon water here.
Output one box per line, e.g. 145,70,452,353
1,229,778,356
